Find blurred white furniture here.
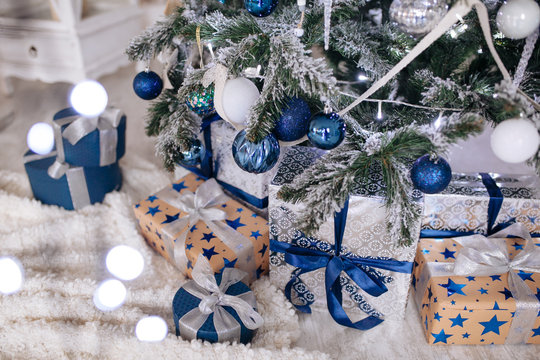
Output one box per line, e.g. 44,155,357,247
0,0,143,95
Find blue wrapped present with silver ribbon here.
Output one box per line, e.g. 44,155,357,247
52,107,126,168
172,257,263,344
24,149,122,210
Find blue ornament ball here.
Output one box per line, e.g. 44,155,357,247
133,70,163,100
410,154,452,194
244,0,278,17
274,97,311,142
179,139,205,166
307,112,346,150
186,86,215,116
232,130,280,173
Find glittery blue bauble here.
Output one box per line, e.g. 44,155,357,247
244,0,278,17
307,112,346,150
186,87,215,116
133,71,163,100
410,155,452,194
274,97,311,142
179,139,205,166
232,130,280,173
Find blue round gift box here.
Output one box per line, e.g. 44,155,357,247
172,273,257,344
54,107,126,167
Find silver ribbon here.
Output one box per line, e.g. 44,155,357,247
24,151,91,210
416,223,540,344
157,178,258,283
48,107,123,179
178,256,264,342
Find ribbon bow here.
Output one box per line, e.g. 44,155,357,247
48,107,123,179
158,178,257,282
177,256,264,342
271,198,413,330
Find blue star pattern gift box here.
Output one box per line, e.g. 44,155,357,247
133,173,270,283
412,224,540,345
24,149,122,210
52,107,126,167
422,173,540,236
269,146,422,330
172,259,263,344
176,116,281,215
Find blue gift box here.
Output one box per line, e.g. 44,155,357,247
53,107,126,167
24,150,122,210
172,271,259,344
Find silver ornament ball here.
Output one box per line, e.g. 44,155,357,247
389,0,449,36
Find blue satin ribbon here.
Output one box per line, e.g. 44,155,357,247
270,198,413,330
178,114,268,209
420,172,517,238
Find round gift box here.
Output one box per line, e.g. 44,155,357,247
172,273,257,344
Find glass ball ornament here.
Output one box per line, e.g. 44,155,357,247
133,70,163,100
218,77,260,126
389,0,449,36
410,154,452,194
490,118,540,163
186,86,215,116
244,0,278,17
274,97,312,142
307,112,346,150
232,130,280,174
496,0,540,40
179,139,206,166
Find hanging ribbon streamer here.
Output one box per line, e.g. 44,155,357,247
338,0,511,117
415,223,540,344
270,198,413,330
176,256,264,342
156,178,258,283
196,25,204,69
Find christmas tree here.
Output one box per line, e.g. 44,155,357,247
126,0,540,246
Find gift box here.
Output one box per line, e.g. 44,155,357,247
422,173,540,236
269,146,422,329
23,149,122,210
172,262,263,344
133,173,269,283
52,107,126,167
412,224,540,345
176,115,279,213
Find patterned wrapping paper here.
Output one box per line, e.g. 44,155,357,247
422,173,540,235
133,173,269,283
412,235,540,345
269,146,423,322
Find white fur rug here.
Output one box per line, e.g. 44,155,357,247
0,155,329,360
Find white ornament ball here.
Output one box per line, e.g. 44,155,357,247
490,118,540,163
496,0,540,40
219,77,260,126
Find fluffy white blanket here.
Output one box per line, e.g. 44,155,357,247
0,156,329,360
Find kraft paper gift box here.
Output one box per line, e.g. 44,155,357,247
269,146,423,329
24,149,122,210
176,115,279,214
133,173,269,283
422,173,540,236
412,224,540,345
52,107,126,167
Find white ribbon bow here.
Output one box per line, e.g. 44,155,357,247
178,256,264,342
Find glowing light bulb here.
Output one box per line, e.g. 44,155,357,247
433,113,443,129
136,316,168,342
357,74,369,82
27,122,55,155
93,279,126,311
106,245,144,281
0,257,24,295
70,80,108,117
376,101,383,121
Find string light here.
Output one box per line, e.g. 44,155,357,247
136,316,168,342
433,112,443,129
27,122,54,155
0,257,24,295
106,245,144,281
376,101,383,121
69,80,108,117
93,279,127,311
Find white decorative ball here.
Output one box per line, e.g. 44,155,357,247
496,0,540,40
294,28,305,37
490,118,540,163
27,122,55,155
70,80,108,117
219,77,260,126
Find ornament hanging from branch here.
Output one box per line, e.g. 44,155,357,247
490,118,540,164
389,0,449,36
496,0,540,40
